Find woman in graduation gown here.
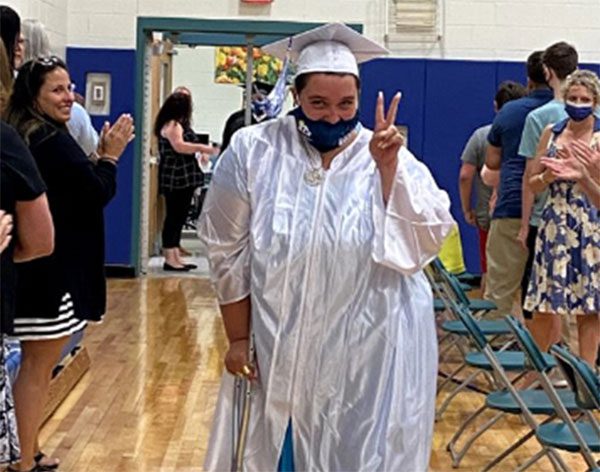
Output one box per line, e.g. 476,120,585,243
199,23,455,472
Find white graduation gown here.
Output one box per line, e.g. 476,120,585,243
199,115,455,472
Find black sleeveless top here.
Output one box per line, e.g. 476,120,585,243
158,124,203,193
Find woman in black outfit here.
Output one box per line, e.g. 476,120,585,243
154,88,214,271
5,56,133,472
0,36,54,471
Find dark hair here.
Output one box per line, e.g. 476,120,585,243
542,41,578,80
153,91,193,137
0,5,20,72
253,81,274,96
494,80,527,110
5,56,69,142
526,51,547,85
294,72,361,94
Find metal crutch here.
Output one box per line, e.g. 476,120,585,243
231,331,255,472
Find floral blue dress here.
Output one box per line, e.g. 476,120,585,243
524,118,600,316
0,336,20,465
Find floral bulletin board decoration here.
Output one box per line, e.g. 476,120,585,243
215,46,283,85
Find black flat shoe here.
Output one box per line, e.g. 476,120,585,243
163,263,191,272
7,464,46,472
35,451,59,470
184,263,198,270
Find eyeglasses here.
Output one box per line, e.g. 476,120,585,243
23,56,72,98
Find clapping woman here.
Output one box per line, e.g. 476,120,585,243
5,56,133,472
525,69,600,366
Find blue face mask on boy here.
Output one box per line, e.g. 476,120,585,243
565,101,594,122
289,107,359,153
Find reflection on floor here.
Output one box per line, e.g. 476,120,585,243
38,277,589,472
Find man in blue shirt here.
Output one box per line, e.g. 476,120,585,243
484,51,553,317
458,81,526,293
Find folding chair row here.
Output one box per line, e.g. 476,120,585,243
425,263,514,421
447,302,599,472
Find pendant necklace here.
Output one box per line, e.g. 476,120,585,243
301,138,325,186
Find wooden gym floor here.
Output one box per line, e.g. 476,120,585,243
38,277,591,471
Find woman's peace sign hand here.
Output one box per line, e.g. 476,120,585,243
369,91,404,168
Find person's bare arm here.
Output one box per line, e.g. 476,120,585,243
528,126,555,194
459,163,477,225
163,121,214,155
480,164,500,188
485,144,502,171
220,296,256,379
518,160,536,249
577,173,600,208
13,193,54,262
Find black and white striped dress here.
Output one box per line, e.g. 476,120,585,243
11,123,116,337
12,293,87,341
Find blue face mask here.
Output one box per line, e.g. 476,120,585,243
565,101,594,122
289,107,359,153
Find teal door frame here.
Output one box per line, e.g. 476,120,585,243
132,18,362,274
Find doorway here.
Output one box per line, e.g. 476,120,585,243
133,18,362,274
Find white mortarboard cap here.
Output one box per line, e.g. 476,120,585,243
262,22,388,78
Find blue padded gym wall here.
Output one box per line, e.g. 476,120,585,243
360,59,600,274
66,48,136,267
64,47,599,275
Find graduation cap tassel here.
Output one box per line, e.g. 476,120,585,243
251,39,291,123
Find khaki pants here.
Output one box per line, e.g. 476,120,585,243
484,218,528,318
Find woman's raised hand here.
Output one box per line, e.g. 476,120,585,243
570,140,600,183
369,91,404,168
98,113,135,161
542,145,587,182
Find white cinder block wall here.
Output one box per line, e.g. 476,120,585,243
3,0,68,58
4,0,598,69
439,0,600,61
61,0,600,62
5,0,599,141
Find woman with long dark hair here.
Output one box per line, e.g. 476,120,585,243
5,56,133,472
0,6,24,74
154,88,215,271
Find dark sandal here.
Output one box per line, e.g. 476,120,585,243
7,464,47,472
34,451,59,470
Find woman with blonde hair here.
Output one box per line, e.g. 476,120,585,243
525,69,600,365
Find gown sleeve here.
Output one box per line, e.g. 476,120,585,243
197,134,251,304
372,147,455,274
